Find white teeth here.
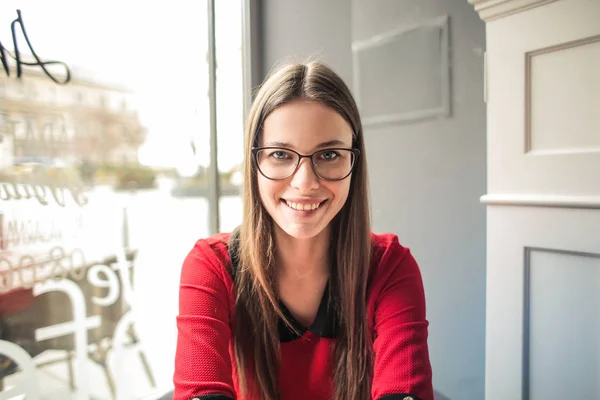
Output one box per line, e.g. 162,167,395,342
285,200,321,211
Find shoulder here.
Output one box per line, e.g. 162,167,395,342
367,232,427,324
180,232,234,286
368,232,421,288
369,232,410,264
187,231,232,264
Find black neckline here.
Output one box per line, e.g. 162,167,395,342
278,283,337,342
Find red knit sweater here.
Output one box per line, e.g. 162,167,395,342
173,232,433,400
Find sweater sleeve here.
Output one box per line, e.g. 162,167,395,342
370,237,434,400
173,239,235,400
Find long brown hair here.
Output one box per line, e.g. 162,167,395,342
234,60,372,400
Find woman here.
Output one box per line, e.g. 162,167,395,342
173,61,433,400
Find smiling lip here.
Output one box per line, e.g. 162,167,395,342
281,198,326,211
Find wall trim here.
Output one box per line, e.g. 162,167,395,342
522,247,600,399
524,34,600,153
468,0,560,22
480,194,600,209
352,15,450,127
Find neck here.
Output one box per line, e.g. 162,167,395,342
274,225,331,281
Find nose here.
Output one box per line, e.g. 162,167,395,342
290,158,319,192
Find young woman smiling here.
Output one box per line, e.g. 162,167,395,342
173,61,433,400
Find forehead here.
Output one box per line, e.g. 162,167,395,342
260,100,353,150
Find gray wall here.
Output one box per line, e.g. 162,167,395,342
260,0,353,85
257,1,486,399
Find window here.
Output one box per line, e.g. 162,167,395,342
0,1,246,398
216,0,245,233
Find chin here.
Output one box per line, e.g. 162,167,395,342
277,222,327,240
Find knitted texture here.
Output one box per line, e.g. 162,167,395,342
173,232,433,400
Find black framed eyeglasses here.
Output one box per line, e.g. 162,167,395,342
252,146,360,181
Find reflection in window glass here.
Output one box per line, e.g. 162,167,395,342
0,1,242,398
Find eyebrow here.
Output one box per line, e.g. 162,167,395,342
264,140,349,149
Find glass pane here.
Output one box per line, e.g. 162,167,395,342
216,0,244,233
0,2,217,398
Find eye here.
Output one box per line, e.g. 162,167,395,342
318,150,340,161
269,150,293,160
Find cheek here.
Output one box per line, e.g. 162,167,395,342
257,175,280,205
330,180,352,205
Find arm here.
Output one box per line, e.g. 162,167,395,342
371,238,434,400
173,240,235,400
